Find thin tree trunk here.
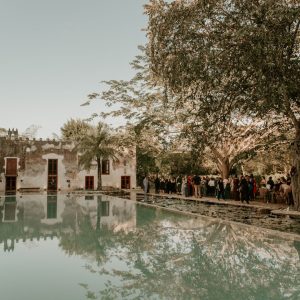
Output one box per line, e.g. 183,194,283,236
291,127,300,211
97,156,102,191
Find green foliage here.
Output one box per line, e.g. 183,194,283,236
145,0,300,126
159,152,209,175
144,0,298,178
136,146,159,185
61,118,92,143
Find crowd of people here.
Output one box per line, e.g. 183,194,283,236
142,174,294,205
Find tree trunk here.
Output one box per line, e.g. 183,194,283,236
97,156,102,191
217,157,230,179
291,129,300,211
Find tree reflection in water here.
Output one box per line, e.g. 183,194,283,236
0,194,299,299
69,204,300,300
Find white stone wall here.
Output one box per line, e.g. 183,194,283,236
0,140,136,192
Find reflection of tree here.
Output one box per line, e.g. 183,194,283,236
59,195,112,265
1,195,299,299
80,208,300,300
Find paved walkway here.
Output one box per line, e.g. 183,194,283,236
135,190,300,217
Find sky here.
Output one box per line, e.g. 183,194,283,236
0,0,148,138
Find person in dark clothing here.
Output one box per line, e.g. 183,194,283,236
240,175,249,204
248,174,255,201
233,175,240,201
267,177,275,190
166,179,172,194
160,178,165,193
164,179,169,194
176,175,182,195
154,176,160,194
216,178,225,200
171,177,177,193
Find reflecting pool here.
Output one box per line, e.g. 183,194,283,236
0,193,299,300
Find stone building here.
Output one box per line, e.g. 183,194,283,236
0,133,136,193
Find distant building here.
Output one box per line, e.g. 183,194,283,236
0,133,136,193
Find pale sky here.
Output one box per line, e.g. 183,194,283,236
0,0,148,138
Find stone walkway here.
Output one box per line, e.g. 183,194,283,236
135,190,300,218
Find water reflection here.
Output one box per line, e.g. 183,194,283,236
0,194,299,299
2,195,17,222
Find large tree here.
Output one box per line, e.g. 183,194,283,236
145,0,300,209
87,50,289,179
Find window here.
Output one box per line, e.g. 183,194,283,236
102,160,110,175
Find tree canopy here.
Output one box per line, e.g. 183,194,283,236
145,0,300,208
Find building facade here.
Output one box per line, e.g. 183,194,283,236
0,134,136,193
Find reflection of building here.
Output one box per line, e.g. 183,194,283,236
0,134,136,193
0,194,136,252
2,196,18,223
78,195,137,233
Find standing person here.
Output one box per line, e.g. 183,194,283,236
240,175,249,204
143,175,149,200
165,178,170,194
182,176,189,197
224,178,231,199
216,177,225,200
260,176,266,188
193,174,201,197
154,175,160,194
249,174,255,201
233,175,240,201
187,175,193,196
171,177,177,193
167,178,173,194
160,178,165,194
267,176,275,191
253,177,257,200
176,175,182,195
208,177,215,196
203,176,209,197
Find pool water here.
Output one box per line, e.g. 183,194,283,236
0,193,299,300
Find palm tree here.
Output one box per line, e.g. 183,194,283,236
78,122,117,190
